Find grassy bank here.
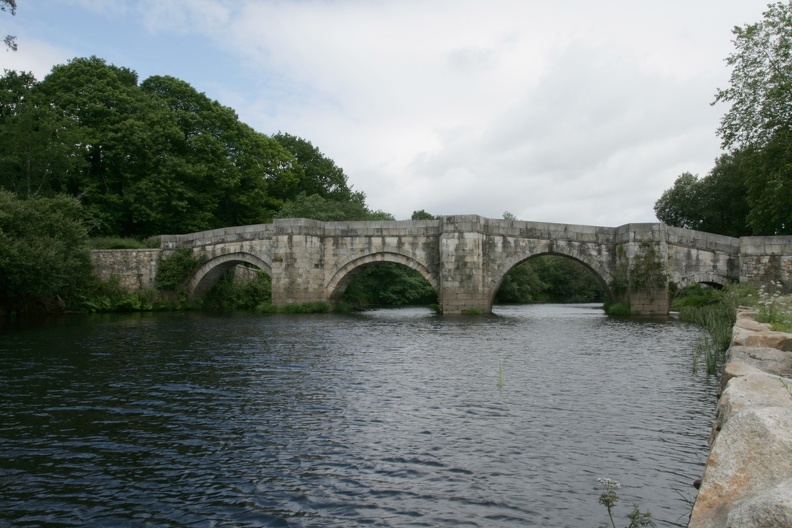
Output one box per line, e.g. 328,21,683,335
673,282,792,375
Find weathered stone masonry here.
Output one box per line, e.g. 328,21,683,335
91,215,792,315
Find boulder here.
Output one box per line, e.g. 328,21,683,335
690,407,792,528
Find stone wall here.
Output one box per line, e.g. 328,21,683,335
688,308,792,527
741,237,792,293
90,249,162,291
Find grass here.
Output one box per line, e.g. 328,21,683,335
675,283,758,375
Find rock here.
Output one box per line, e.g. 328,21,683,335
689,309,792,528
689,408,792,528
729,346,792,378
725,479,792,528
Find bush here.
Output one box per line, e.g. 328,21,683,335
155,248,205,291
0,191,93,316
203,268,271,311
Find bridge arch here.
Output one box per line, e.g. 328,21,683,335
326,252,439,303
489,251,614,307
671,272,731,294
188,252,272,298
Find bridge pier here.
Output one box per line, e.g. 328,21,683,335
438,216,492,314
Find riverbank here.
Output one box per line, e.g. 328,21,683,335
688,307,792,527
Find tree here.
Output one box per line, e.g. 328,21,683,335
714,1,792,150
654,172,702,230
2,0,16,51
411,209,437,220
0,71,86,198
742,128,792,234
0,190,92,316
272,132,361,203
275,192,394,222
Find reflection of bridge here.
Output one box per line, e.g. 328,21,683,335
91,215,792,315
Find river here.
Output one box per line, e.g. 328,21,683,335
0,304,717,527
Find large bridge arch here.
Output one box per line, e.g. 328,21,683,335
188,252,272,299
489,251,614,308
326,252,440,303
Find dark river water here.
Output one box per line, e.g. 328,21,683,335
0,304,717,527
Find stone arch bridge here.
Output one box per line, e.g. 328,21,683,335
91,215,792,315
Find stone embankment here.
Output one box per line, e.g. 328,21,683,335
689,308,792,528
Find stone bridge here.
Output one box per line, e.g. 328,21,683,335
91,215,792,315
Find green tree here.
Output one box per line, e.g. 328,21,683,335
653,172,701,230
342,263,437,306
0,190,92,316
272,132,361,202
742,128,792,234
0,71,86,198
654,155,751,237
411,209,437,220
495,255,604,304
714,1,792,150
708,2,792,235
276,192,394,222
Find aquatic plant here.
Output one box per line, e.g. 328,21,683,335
597,478,655,528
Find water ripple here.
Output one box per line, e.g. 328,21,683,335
0,306,715,527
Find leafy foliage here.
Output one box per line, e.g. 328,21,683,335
714,1,792,150
0,58,365,237
155,248,205,291
411,209,437,220
203,268,272,311
276,192,394,222
495,255,605,304
654,154,751,237
0,190,92,316
656,4,792,236
342,263,437,306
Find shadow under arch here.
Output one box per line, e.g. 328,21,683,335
489,252,614,308
673,272,731,292
188,252,272,299
326,252,439,303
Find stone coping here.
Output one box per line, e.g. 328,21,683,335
688,308,792,528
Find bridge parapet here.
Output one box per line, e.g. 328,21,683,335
161,223,275,248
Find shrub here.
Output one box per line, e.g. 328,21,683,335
155,248,205,291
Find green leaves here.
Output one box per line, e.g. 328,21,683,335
654,155,751,237
715,2,792,150
0,191,92,315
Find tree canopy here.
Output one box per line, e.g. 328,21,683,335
657,2,792,236
0,57,377,237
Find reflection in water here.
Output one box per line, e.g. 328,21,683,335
0,305,717,527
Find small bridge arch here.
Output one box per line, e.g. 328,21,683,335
188,252,272,298
326,252,439,303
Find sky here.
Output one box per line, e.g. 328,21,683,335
1,0,773,226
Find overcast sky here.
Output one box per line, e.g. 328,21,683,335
2,0,771,226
